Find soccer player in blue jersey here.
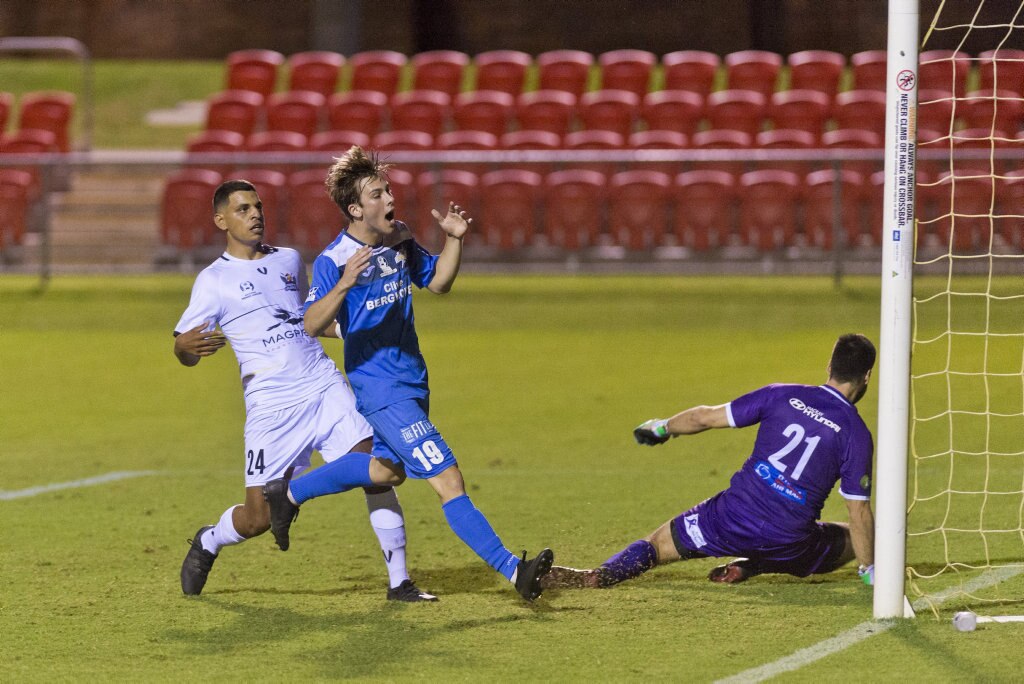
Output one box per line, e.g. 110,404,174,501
291,146,554,601
544,334,877,589
174,179,435,602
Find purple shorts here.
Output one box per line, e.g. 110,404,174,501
669,492,847,577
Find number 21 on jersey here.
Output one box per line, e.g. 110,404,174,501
766,424,820,480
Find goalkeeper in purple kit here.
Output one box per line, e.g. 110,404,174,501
545,333,877,589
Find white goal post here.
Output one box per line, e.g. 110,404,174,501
875,0,919,619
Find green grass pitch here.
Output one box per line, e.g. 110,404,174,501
1,274,1022,681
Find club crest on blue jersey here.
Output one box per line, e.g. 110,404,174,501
377,255,397,276
280,272,298,291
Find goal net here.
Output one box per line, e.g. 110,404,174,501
906,0,1024,615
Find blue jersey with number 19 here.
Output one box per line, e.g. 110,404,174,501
303,224,438,415
714,383,874,544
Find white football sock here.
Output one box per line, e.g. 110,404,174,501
365,488,409,589
202,505,245,555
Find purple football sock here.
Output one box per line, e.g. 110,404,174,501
600,540,658,586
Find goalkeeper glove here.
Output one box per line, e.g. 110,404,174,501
633,419,671,446
858,564,874,586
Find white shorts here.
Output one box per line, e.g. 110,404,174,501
242,381,374,487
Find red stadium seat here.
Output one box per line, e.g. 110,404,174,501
978,49,1024,96
17,91,76,152
0,169,34,249
229,168,287,238
950,127,1009,175
787,50,846,99
705,89,768,137
286,168,345,249
607,170,671,250
415,169,479,252
205,90,264,137
499,129,562,174
543,169,607,249
0,92,13,134
515,90,577,137
287,51,344,98
724,50,783,98
598,49,657,97
478,169,543,249
412,50,471,98
832,89,887,138
755,129,816,176
851,50,887,91
436,130,498,173
564,129,625,175
916,89,956,135
225,49,284,98
537,50,595,98
265,90,325,138
641,90,703,136
0,128,58,199
803,169,866,249
822,128,883,177
627,129,688,174
246,130,307,175
185,129,246,175
926,172,997,252
372,130,434,176
691,129,752,177
577,89,641,137
160,169,223,249
661,50,720,98
919,49,972,97
309,129,372,154
737,169,801,250
389,90,451,138
327,90,387,137
474,50,531,95
349,50,407,96
672,169,735,251
768,90,830,141
959,89,1024,135
452,90,515,136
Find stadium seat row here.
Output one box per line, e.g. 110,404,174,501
224,48,1024,100
0,91,75,153
200,85,1024,146
160,167,1024,258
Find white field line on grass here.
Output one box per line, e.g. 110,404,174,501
0,470,161,500
715,565,1024,684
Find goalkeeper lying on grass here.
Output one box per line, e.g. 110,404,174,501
544,333,878,589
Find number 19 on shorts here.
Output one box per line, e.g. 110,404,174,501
411,440,445,471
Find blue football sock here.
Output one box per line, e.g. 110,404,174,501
442,494,519,580
600,540,658,586
288,452,373,505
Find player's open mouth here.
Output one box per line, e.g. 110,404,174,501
385,210,395,221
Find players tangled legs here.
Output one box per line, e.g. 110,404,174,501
175,147,877,603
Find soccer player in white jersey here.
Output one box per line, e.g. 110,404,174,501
174,179,435,602
293,147,554,601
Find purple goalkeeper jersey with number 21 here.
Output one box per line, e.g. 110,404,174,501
715,383,874,544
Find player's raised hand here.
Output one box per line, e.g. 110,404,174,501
633,419,671,446
175,322,227,357
338,245,372,289
431,202,472,240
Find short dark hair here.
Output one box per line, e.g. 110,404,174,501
325,146,391,221
213,179,257,214
829,333,876,383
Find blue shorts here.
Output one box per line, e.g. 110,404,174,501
363,397,458,479
670,492,847,577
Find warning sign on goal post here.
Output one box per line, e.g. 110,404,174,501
889,70,917,273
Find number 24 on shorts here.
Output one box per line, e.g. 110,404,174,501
412,440,445,471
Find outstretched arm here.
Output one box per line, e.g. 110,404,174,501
173,323,226,367
846,498,875,568
633,404,731,445
426,202,470,294
304,246,372,337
